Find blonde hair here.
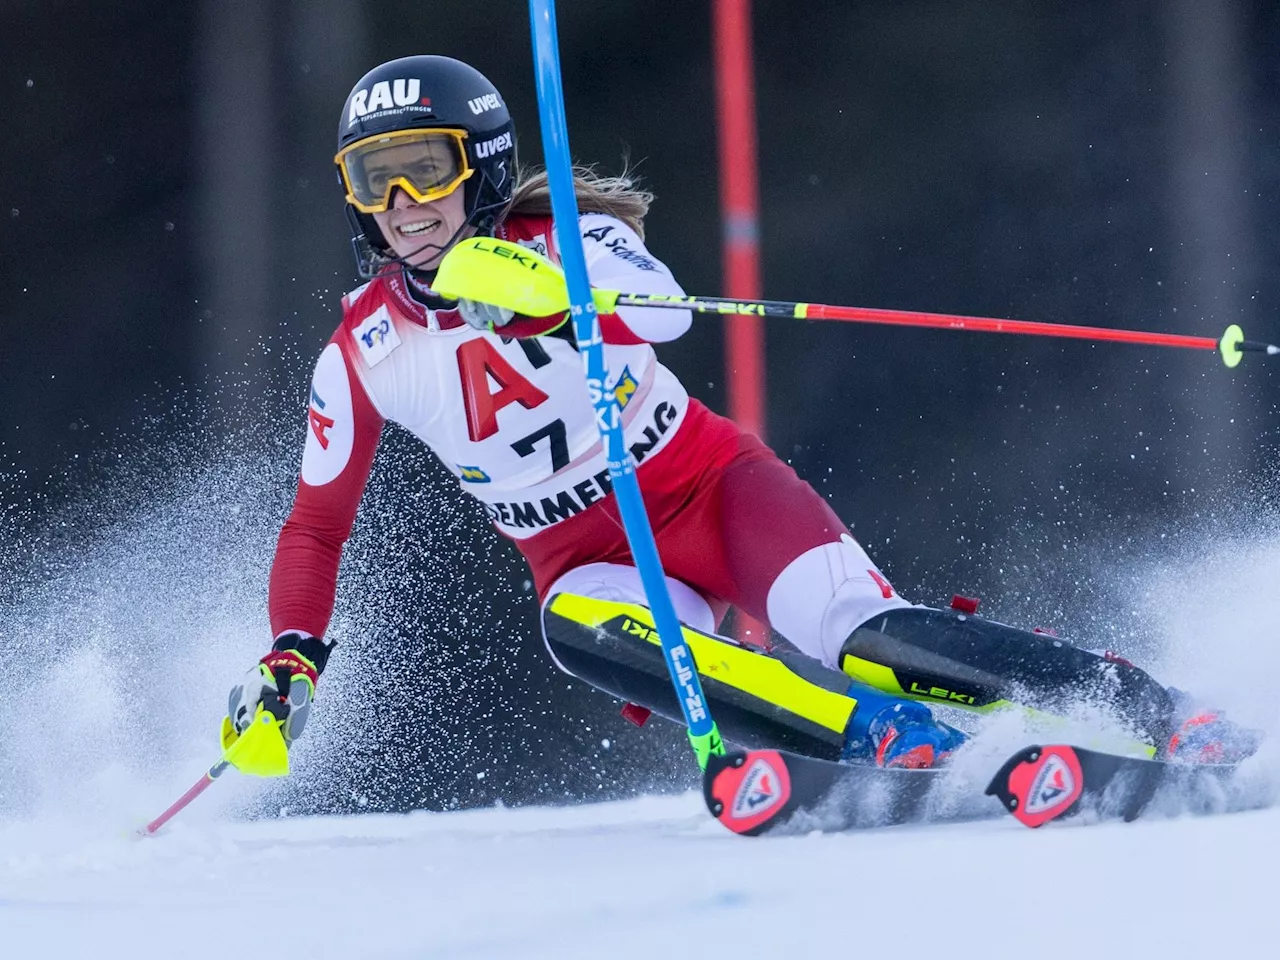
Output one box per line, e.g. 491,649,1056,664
506,164,654,238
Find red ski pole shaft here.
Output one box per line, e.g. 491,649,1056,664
138,758,229,837
804,303,1217,351
610,293,1277,367
138,709,290,836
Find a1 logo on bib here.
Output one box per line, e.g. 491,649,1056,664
301,344,355,487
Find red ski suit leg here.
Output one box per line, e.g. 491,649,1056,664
520,401,861,630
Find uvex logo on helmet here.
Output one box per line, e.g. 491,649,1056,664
475,132,513,159
468,93,502,115
347,79,430,126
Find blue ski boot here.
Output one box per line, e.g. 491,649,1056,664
842,683,968,768
1165,689,1262,765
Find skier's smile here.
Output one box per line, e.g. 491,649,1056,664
373,186,472,270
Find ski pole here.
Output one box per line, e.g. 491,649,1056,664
601,293,1273,369
138,757,232,837
434,237,1278,369
528,0,724,769
138,707,290,837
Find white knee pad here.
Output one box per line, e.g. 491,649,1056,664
766,535,911,668
541,563,717,671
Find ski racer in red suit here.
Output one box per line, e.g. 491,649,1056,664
228,55,1258,773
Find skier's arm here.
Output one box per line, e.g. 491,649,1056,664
579,214,693,345
229,339,382,744
268,340,385,640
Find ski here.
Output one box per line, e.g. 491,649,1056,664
985,743,1239,828
702,747,948,836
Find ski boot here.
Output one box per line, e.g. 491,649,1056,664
1164,689,1262,765
842,683,968,769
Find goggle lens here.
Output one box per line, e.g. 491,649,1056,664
336,129,473,213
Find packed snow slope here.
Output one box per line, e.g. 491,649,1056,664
2,791,1279,959
4,411,1280,958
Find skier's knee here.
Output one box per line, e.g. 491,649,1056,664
766,536,911,667
544,563,716,632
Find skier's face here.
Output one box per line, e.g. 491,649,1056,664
373,185,473,270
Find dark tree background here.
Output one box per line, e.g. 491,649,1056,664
2,0,1277,812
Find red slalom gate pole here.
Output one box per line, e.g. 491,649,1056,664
714,0,769,649
713,0,765,439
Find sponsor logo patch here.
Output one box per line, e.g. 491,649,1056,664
474,131,514,159
353,305,402,367
347,78,431,126
457,464,491,483
1024,753,1076,815
301,344,355,487
516,234,549,258
731,757,785,819
467,93,503,115
612,366,637,410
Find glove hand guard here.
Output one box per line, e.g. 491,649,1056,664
458,297,514,331
458,297,569,338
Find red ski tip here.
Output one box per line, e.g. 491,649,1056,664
705,750,793,835
991,745,1085,828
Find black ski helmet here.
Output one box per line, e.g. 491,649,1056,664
337,55,517,276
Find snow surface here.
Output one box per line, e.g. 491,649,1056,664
5,402,1280,959
3,789,1280,959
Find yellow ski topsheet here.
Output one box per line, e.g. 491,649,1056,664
550,593,1158,759
548,593,856,735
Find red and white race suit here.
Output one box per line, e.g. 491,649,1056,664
270,213,908,668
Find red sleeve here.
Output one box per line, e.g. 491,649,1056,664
498,309,645,345
268,341,384,638
500,311,570,339
598,312,647,345
498,214,671,345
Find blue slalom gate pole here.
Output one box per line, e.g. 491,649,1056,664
527,0,724,769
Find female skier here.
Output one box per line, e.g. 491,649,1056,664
228,55,1253,771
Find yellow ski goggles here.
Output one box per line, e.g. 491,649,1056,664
335,128,474,214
